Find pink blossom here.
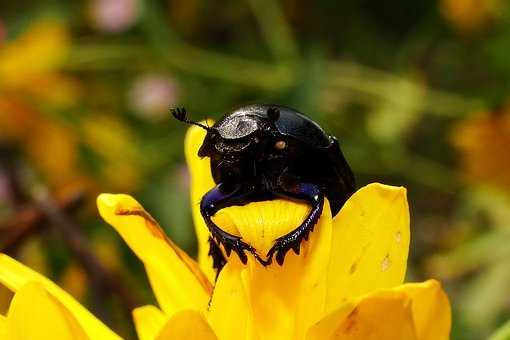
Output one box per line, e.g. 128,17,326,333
90,0,139,33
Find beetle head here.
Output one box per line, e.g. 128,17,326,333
198,106,286,159
173,105,286,163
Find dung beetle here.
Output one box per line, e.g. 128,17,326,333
172,104,355,270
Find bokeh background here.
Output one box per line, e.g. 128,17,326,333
1,0,510,338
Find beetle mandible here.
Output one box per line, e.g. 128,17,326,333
172,104,355,271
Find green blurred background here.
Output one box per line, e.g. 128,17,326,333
1,0,510,338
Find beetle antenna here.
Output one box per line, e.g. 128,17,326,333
171,107,211,131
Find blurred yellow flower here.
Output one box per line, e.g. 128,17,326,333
0,254,120,340
0,18,84,192
440,0,503,32
0,19,69,87
81,115,143,192
0,20,143,194
0,18,80,106
60,263,88,302
97,124,452,340
0,98,86,191
452,108,510,191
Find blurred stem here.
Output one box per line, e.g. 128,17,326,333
429,231,510,279
67,42,481,116
142,0,297,89
67,43,295,90
391,151,458,192
489,319,510,340
349,141,458,192
139,0,181,61
327,61,483,117
65,43,144,69
245,0,299,60
0,192,84,254
67,42,480,117
163,44,295,89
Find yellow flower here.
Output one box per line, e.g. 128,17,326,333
0,18,79,106
97,124,452,340
0,19,142,193
0,19,84,192
440,0,503,32
452,108,510,192
0,254,120,340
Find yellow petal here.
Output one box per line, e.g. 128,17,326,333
97,194,212,316
307,290,418,340
6,282,89,340
207,259,253,340
0,315,7,339
326,183,410,311
156,310,217,340
307,280,451,340
133,305,167,340
184,122,216,282
0,254,119,339
212,199,312,255
394,280,451,340
209,200,333,340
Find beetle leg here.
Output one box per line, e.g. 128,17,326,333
207,236,227,280
201,184,263,267
266,182,324,266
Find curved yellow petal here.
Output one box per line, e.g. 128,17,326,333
326,183,410,311
6,282,89,340
307,279,451,340
307,290,418,340
0,254,119,339
184,122,216,282
156,310,217,340
97,194,212,316
209,200,333,340
394,280,451,340
212,199,312,255
133,305,167,340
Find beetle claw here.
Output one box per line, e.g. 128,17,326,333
217,233,259,265
224,244,232,257
235,247,248,264
292,242,301,255
276,248,289,266
208,237,227,279
265,238,295,266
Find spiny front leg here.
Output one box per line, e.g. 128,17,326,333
201,184,263,265
266,182,324,266
208,237,226,279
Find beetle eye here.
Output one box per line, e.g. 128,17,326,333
274,140,287,150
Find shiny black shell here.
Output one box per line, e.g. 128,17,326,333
214,104,332,147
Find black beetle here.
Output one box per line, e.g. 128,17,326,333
172,104,355,270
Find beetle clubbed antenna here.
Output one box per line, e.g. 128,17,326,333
171,107,212,131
